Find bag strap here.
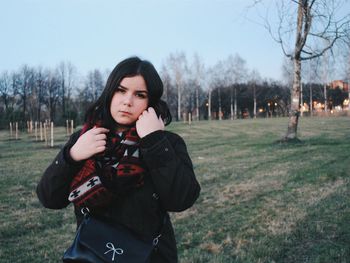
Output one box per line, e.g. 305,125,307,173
151,192,169,246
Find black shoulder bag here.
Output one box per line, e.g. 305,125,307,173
62,207,167,263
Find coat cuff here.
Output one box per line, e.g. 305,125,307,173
63,144,86,167
139,130,165,149
140,131,175,168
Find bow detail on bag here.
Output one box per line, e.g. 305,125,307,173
104,242,124,261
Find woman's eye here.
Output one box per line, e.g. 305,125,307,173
136,93,147,99
116,88,126,93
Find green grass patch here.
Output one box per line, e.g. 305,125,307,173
0,117,349,262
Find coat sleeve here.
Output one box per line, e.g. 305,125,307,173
36,131,84,209
140,131,200,212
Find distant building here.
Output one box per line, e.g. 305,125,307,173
330,80,349,92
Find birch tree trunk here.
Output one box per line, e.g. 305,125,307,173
309,83,313,116
177,82,182,121
196,85,199,121
324,83,328,112
230,87,233,120
208,89,212,120
253,84,257,118
284,0,304,140
300,82,303,117
285,58,301,140
234,87,237,119
218,87,222,120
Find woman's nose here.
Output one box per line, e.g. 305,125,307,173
122,93,133,105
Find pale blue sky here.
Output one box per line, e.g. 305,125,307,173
1,0,286,80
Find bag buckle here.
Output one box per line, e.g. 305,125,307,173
153,234,161,246
81,207,90,216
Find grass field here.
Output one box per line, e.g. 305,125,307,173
0,116,349,263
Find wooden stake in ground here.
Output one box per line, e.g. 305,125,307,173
44,123,48,146
50,122,54,147
40,122,43,141
71,119,74,135
188,113,192,125
9,122,13,139
15,122,19,140
66,120,69,136
35,121,38,141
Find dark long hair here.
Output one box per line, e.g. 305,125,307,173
84,57,172,129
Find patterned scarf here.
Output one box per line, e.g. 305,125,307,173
68,124,145,209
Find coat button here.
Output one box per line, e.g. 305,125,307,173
164,147,168,152
55,160,58,164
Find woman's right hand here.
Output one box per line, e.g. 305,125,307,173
69,127,109,161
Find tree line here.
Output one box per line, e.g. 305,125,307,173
0,52,349,130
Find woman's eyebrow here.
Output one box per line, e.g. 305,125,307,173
118,84,128,90
119,84,148,93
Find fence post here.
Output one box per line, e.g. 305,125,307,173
40,122,43,141
9,122,13,139
15,122,19,140
44,122,48,146
71,119,74,135
35,121,38,141
50,122,54,147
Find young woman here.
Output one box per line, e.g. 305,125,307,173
36,57,201,262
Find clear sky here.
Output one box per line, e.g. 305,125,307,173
1,0,287,80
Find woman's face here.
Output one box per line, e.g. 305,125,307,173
110,75,149,127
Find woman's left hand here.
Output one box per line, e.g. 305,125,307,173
136,107,164,138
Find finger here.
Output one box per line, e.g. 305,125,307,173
141,109,149,116
95,140,106,147
95,145,106,153
95,133,107,141
89,127,109,134
92,127,110,134
147,107,156,115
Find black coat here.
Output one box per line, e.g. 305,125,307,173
36,130,201,262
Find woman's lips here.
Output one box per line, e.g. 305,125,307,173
119,111,132,115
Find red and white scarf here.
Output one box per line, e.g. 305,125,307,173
68,124,145,209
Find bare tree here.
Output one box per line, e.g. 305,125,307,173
159,65,178,119
224,54,247,120
258,0,350,140
46,70,60,121
191,53,206,121
160,65,171,104
35,67,49,122
85,69,105,102
166,52,188,121
344,41,350,110
14,65,35,120
209,61,226,120
303,57,322,115
0,71,13,114
57,62,77,118
248,69,262,118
